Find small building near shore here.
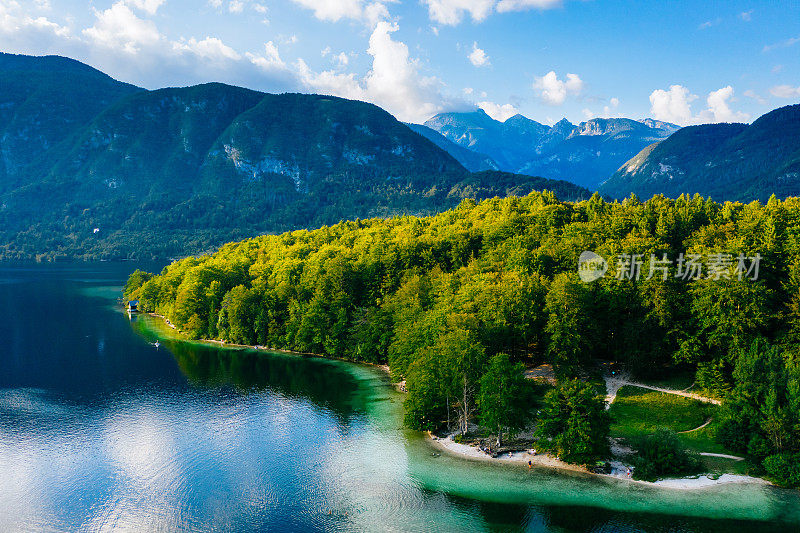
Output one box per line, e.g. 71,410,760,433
127,300,139,312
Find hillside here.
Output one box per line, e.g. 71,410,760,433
424,110,678,189
0,53,142,194
0,54,588,261
406,123,499,172
600,104,800,201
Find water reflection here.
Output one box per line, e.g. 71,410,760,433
1,265,800,532
128,315,380,425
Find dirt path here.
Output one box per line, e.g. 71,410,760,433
698,452,745,461
680,418,713,433
604,376,721,408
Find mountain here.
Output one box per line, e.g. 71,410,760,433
0,53,142,194
424,110,679,189
405,123,499,172
600,104,800,202
0,53,588,261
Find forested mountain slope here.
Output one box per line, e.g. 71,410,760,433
601,104,800,201
0,52,142,194
0,53,587,260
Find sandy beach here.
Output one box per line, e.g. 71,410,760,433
428,434,769,490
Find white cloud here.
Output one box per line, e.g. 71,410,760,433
763,35,800,52
246,41,285,70
581,108,594,120
649,84,749,125
321,46,349,66
423,0,565,24
496,0,561,12
422,0,493,25
468,42,489,67
649,85,697,125
253,3,268,13
739,10,753,22
125,0,167,15
770,85,800,98
533,70,583,105
83,2,162,53
478,101,518,121
0,0,300,93
463,87,474,95
174,37,241,61
598,96,620,117
297,21,451,122
228,0,244,13
0,12,70,39
290,0,389,27
698,18,720,30
743,89,767,105
699,86,749,123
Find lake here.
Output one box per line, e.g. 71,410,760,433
1,263,799,532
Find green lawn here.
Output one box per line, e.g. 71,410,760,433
675,421,733,455
609,386,717,441
608,385,752,477
698,454,751,476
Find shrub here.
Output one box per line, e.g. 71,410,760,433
762,453,800,487
632,428,702,481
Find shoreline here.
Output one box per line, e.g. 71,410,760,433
428,434,769,490
137,311,394,377
137,308,770,492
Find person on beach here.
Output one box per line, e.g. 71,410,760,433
528,460,532,469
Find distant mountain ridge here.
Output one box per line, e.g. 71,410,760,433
422,109,679,189
0,53,588,260
600,104,800,202
405,123,499,172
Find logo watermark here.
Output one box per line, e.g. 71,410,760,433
578,251,608,283
578,252,761,283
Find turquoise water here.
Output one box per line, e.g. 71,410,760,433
1,263,798,532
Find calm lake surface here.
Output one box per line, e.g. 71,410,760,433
2,263,800,532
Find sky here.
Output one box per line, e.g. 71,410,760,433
1,0,799,125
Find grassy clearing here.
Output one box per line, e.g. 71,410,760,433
699,455,751,476
676,421,731,455
609,386,716,441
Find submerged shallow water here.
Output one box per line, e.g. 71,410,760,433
1,263,799,532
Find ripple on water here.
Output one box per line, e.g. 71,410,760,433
3,267,800,532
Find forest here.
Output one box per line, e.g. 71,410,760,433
125,191,800,484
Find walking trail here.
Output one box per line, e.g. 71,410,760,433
604,374,721,409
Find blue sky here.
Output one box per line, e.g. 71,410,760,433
1,0,798,124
